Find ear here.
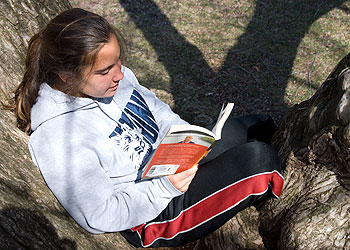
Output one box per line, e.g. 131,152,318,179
58,74,68,83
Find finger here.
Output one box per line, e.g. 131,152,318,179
175,168,198,192
180,165,198,181
177,164,198,178
166,165,198,192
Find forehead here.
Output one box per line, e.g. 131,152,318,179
92,34,120,69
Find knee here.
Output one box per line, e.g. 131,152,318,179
244,140,281,173
246,115,276,144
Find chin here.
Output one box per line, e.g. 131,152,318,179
104,90,117,98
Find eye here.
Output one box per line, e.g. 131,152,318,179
99,70,109,76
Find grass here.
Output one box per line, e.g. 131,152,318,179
70,0,350,127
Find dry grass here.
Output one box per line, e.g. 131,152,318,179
70,0,350,127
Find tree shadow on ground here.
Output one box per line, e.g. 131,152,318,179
119,0,347,125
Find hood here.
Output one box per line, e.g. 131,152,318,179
30,83,97,131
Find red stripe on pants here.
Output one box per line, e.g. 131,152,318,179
131,171,284,247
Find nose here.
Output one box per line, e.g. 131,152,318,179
112,66,124,83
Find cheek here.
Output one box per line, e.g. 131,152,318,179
90,77,110,90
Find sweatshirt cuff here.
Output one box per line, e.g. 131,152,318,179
159,176,183,197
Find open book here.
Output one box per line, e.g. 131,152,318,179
141,103,234,179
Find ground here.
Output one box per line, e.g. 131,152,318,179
70,0,350,127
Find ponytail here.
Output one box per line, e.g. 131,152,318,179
13,32,44,134
9,8,127,135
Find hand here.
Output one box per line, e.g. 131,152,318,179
167,164,198,193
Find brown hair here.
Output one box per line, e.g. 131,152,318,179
12,8,126,134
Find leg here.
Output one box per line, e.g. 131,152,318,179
121,141,283,248
202,113,276,164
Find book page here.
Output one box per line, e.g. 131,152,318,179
211,103,234,140
167,124,216,138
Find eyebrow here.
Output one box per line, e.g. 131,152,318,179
94,63,115,74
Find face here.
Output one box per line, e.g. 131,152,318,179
184,136,193,142
78,34,124,98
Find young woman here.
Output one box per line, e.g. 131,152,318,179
13,8,283,248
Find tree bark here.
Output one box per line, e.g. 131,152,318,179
194,54,350,250
0,0,71,100
0,1,134,249
257,54,350,249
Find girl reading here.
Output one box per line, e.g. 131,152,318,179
12,8,283,248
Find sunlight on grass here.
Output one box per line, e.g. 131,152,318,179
71,0,350,124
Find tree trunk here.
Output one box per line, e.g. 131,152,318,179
194,55,350,250
0,0,70,100
257,54,350,249
0,1,135,249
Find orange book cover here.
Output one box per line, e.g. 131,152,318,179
141,103,234,179
142,138,211,178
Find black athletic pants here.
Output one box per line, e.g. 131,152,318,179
121,114,284,247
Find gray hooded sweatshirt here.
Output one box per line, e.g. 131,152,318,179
29,66,187,233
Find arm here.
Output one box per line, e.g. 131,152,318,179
28,124,183,234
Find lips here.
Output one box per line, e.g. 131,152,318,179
109,83,119,90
